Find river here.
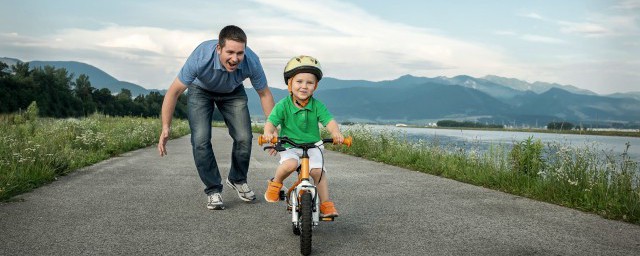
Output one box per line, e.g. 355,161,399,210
351,125,640,162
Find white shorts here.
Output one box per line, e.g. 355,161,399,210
279,145,327,171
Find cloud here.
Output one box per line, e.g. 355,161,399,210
519,7,638,38
4,0,525,90
245,0,522,88
521,12,545,20
557,21,610,37
520,34,566,44
492,30,565,44
0,25,215,88
611,0,640,10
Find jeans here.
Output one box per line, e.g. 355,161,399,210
187,85,253,195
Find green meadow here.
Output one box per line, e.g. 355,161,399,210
0,109,189,201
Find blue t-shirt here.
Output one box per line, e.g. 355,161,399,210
177,40,268,93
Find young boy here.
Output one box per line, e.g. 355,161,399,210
262,55,344,217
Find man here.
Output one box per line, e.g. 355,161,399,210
158,25,275,210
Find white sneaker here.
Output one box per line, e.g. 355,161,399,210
207,193,225,210
226,179,256,202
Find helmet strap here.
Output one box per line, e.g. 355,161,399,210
287,79,316,108
295,98,310,108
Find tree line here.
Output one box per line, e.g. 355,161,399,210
436,120,504,129
0,61,188,119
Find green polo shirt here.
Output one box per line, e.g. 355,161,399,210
267,95,334,146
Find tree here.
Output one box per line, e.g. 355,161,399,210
74,74,96,116
0,61,9,78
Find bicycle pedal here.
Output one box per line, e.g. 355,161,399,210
279,190,286,200
286,205,292,212
320,216,335,222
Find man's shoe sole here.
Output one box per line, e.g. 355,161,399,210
207,204,225,210
226,179,256,202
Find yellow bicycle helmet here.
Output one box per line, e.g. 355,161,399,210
283,55,323,92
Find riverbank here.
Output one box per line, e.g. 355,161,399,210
387,124,640,138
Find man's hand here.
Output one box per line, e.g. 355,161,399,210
158,128,170,156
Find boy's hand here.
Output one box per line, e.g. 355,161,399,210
261,132,277,144
262,131,278,156
331,132,344,145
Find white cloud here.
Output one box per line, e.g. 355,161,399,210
493,30,517,36
558,21,610,37
521,12,545,20
612,0,640,10
244,0,523,89
520,34,566,44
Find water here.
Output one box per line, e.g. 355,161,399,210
351,125,640,162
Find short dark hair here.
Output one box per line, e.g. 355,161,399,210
218,25,247,48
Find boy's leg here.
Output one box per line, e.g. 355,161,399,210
274,159,298,183
308,147,338,217
311,168,338,217
265,156,298,202
310,168,330,203
188,86,223,195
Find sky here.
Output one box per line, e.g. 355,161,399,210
1,0,639,94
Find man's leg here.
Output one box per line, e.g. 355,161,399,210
216,86,255,201
215,86,252,184
188,86,223,195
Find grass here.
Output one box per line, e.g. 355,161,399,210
0,113,190,201
323,125,640,224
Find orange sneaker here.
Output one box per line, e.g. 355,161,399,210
264,179,283,202
320,201,339,217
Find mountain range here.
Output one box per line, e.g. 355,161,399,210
2,57,639,127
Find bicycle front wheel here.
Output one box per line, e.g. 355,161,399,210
300,192,313,255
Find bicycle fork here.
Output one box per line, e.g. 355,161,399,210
290,151,321,227
290,181,320,227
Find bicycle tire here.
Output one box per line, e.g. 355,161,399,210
300,192,313,255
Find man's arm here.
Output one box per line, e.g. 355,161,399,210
158,78,188,156
256,87,275,119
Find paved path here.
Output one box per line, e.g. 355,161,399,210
2,128,640,255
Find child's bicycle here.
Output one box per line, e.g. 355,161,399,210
258,135,352,256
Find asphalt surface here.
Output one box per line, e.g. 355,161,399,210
1,128,640,255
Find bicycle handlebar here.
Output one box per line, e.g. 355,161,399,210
258,135,352,148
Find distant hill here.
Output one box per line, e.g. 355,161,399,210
482,75,597,95
250,78,640,125
0,57,21,67
3,57,639,126
513,87,640,122
607,91,640,101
